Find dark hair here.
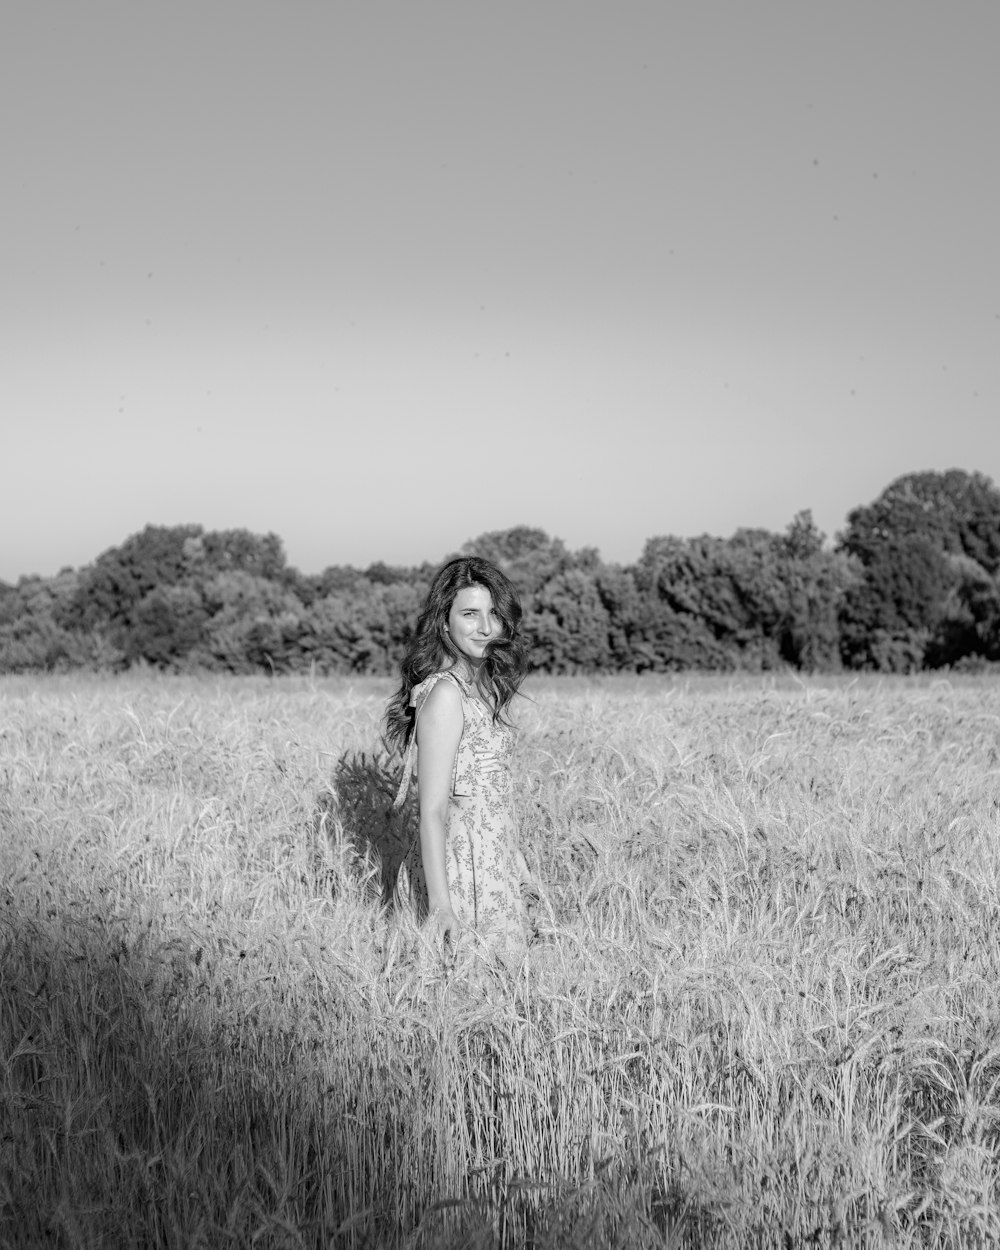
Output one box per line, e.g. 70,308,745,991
384,557,528,752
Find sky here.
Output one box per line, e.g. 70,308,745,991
3,1,999,582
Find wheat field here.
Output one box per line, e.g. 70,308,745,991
2,672,999,1248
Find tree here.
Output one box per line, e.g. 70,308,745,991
594,564,643,671
364,561,419,586
776,512,850,670
65,524,203,634
631,519,850,672
837,471,1000,669
202,572,305,673
527,567,615,672
927,555,1000,667
840,469,1000,573
633,535,754,670
838,536,952,671
462,528,577,596
199,529,286,579
313,565,367,596
126,584,210,668
0,570,121,673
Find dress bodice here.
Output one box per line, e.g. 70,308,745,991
410,669,514,799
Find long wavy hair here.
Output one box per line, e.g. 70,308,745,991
384,557,528,753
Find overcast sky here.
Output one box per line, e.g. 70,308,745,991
3,1,998,582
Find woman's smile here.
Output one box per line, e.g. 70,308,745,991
447,585,503,665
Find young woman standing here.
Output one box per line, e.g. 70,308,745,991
385,556,534,951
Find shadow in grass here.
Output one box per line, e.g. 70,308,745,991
0,904,368,1249
315,747,419,909
0,900,753,1250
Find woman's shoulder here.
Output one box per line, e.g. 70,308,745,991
411,668,469,709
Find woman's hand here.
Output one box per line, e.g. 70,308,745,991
430,906,461,948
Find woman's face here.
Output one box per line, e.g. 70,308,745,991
446,584,502,666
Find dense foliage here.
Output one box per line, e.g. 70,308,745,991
3,469,999,674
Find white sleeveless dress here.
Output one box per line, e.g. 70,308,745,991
397,669,531,947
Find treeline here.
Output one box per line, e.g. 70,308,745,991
2,469,999,676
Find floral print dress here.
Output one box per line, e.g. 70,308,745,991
397,669,531,947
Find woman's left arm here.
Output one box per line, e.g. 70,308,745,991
415,679,464,943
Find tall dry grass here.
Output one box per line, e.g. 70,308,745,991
2,672,999,1247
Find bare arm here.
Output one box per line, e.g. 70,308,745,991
415,678,464,943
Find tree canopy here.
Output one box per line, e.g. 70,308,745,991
3,470,998,675
836,470,1000,670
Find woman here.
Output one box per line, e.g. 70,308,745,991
385,556,533,951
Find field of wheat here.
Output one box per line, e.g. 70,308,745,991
2,672,1000,1248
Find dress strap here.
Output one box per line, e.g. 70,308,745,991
392,738,416,809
